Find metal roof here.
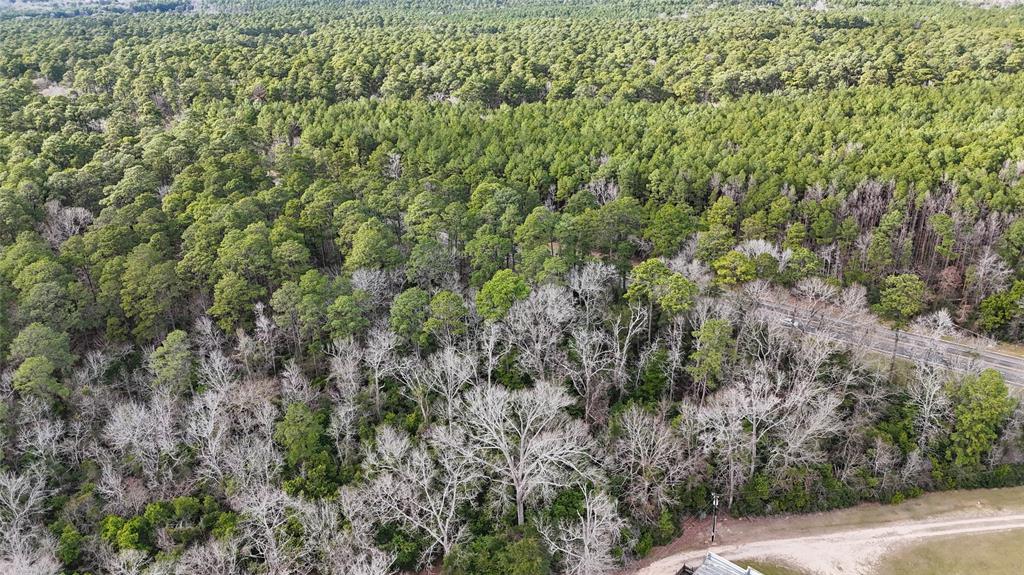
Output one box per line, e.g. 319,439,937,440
692,552,765,575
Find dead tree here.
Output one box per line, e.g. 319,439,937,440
538,490,625,575
435,382,594,525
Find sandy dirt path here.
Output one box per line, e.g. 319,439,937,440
621,487,1024,575
636,513,1024,574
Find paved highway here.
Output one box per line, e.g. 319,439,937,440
756,300,1024,388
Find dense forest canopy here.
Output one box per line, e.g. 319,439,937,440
1,1,1024,575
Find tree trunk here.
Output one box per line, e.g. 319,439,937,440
373,377,382,416
749,428,758,478
516,488,525,526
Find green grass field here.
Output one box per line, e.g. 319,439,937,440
737,560,807,575
878,529,1024,575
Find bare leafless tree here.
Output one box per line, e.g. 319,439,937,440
609,302,648,392
586,176,619,205
194,316,226,355
327,338,363,395
99,548,149,575
568,262,617,326
172,538,243,575
184,377,233,487
280,361,316,406
738,309,791,369
395,356,431,423
0,372,11,457
766,385,842,475
870,439,927,494
0,541,61,575
351,268,403,315
793,276,839,330
220,401,282,497
906,364,953,449
13,397,65,464
235,486,312,575
102,385,186,501
689,297,736,334
910,309,956,340
360,426,482,563
695,396,750,508
606,406,701,522
0,466,51,556
40,200,93,249
364,325,400,414
667,249,714,293
564,328,615,425
408,346,478,423
289,498,394,575
964,248,1012,307
327,338,365,461
697,352,843,506
95,455,148,515
236,303,278,376
505,284,577,381
538,490,625,575
477,322,507,385
661,316,690,398
435,382,595,525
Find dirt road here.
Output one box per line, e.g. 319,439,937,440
635,514,1024,574
625,487,1024,575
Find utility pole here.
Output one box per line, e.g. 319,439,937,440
711,492,720,544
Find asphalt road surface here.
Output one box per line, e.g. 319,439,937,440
757,300,1024,388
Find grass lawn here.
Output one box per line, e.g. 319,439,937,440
993,341,1024,358
712,485,1024,545
878,529,1024,575
736,560,808,575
